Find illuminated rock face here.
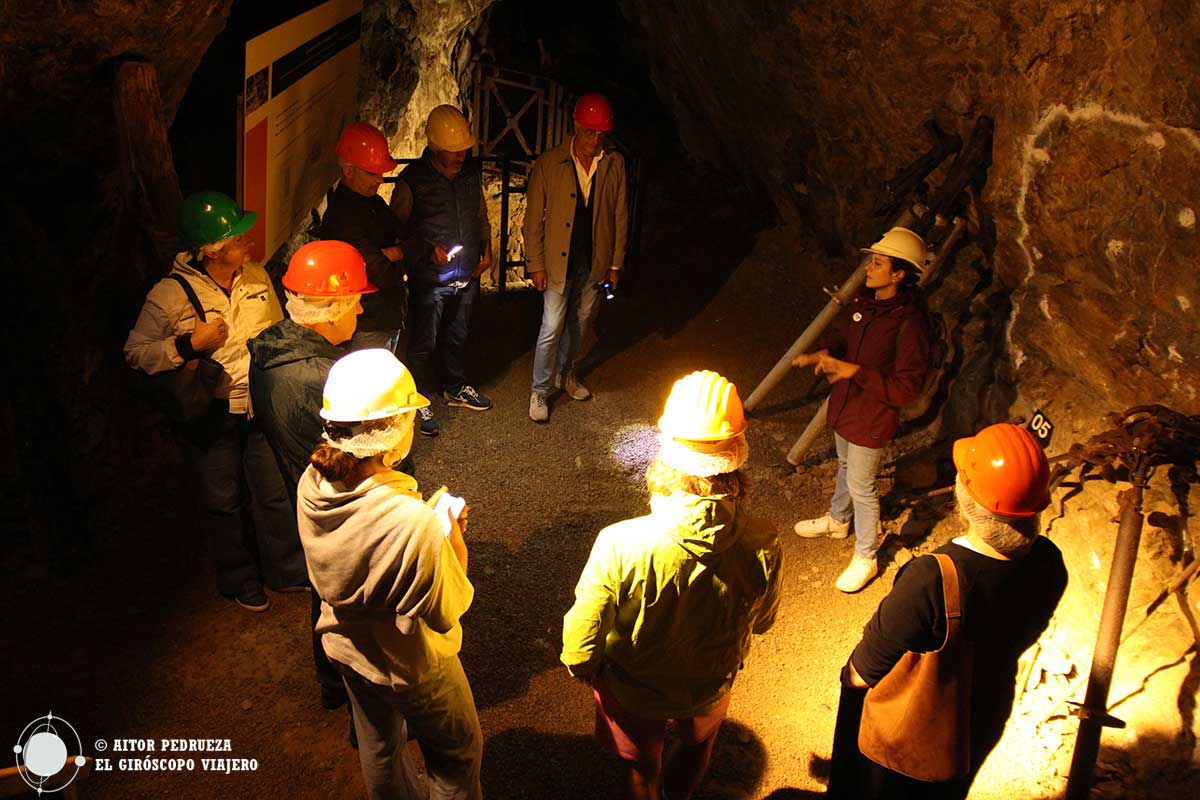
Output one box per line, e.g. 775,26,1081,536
357,0,493,167
621,0,1200,429
621,1,1200,794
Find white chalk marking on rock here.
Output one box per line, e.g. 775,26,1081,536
1039,295,1053,320
1178,207,1195,229
1168,344,1184,363
1177,294,1192,312
1010,103,1200,368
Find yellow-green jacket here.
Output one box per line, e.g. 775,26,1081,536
561,491,783,719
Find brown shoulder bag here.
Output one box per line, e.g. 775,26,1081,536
858,553,972,782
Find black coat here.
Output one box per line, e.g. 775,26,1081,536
247,319,344,500
320,182,408,333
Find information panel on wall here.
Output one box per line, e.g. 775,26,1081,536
242,0,363,263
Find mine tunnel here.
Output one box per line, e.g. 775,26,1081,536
2,1,1199,798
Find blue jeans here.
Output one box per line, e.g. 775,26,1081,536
408,279,478,396
830,432,884,559
183,412,307,594
531,269,600,394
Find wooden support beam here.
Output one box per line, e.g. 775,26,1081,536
113,59,183,269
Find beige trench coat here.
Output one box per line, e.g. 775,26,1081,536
523,139,628,294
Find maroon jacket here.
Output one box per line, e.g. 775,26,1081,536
820,289,931,448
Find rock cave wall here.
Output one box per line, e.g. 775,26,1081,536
621,0,1200,436
616,2,1200,792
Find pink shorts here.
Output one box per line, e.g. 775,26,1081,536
592,677,730,763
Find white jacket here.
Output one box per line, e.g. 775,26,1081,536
124,253,282,414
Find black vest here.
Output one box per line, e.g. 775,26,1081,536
401,149,483,286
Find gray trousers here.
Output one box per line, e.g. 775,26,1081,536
341,658,483,800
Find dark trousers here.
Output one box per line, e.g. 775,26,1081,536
348,328,407,360
181,410,307,595
408,279,478,396
828,682,968,800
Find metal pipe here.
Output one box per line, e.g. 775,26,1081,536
1065,477,1148,799
787,398,828,465
744,208,918,412
744,260,867,413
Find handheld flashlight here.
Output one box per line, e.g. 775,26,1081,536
446,245,463,259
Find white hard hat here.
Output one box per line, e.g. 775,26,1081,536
320,349,429,422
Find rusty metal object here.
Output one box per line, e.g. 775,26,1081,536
917,116,993,230
1063,405,1200,799
872,119,962,219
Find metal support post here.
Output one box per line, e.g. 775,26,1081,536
1065,475,1148,799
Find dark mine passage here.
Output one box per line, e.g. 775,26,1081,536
3,2,1200,800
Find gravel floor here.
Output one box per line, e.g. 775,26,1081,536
6,169,1079,798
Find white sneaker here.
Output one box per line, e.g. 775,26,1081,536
835,555,879,593
529,392,548,422
793,513,851,539
563,373,591,401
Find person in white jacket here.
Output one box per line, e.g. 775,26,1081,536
124,191,305,612
298,348,480,800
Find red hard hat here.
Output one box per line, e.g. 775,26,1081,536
335,122,397,174
953,423,1051,517
573,93,614,132
283,241,378,296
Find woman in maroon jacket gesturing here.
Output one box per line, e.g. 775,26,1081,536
792,227,932,592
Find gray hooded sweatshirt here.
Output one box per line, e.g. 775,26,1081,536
297,466,473,689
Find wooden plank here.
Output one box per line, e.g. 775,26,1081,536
113,60,184,266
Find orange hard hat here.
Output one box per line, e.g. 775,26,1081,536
573,93,614,132
658,370,747,441
335,122,397,174
283,240,378,296
953,423,1050,517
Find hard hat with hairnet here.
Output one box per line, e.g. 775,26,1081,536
953,423,1050,517
321,349,429,423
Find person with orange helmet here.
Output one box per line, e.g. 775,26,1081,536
826,423,1067,799
524,92,628,422
389,104,494,437
791,227,934,592
247,239,374,714
562,371,782,800
321,122,411,355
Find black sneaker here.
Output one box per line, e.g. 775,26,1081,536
234,585,270,613
417,406,440,436
444,385,493,411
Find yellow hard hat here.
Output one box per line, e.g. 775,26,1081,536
861,226,928,272
320,349,429,422
425,105,477,152
658,370,748,441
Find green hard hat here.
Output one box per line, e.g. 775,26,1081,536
180,191,257,248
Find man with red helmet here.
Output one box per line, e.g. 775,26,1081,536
524,92,628,423
248,240,373,714
321,122,411,354
826,423,1067,799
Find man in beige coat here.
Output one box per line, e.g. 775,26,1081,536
524,92,628,422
